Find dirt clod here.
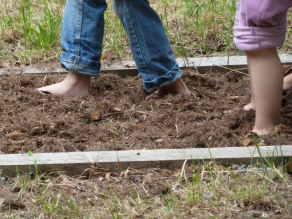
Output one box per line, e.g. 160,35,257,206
0,188,25,212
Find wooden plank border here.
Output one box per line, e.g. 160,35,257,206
1,146,291,176
22,54,292,75
1,55,291,77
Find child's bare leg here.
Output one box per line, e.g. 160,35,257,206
146,78,190,100
36,71,91,97
283,73,292,90
243,86,255,110
247,48,283,135
244,56,256,110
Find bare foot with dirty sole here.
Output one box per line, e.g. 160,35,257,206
36,71,91,97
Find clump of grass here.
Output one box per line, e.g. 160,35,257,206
0,0,63,63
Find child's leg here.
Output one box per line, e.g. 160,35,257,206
244,56,256,110
37,0,107,97
233,0,292,135
247,48,283,135
113,0,190,97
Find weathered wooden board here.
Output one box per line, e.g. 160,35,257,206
1,146,291,176
1,55,291,77
22,54,292,75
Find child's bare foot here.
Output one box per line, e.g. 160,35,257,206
283,73,292,90
243,102,255,111
146,78,191,100
251,126,275,136
36,71,91,97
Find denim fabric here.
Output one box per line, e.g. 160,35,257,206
113,0,181,90
60,0,182,91
60,0,107,76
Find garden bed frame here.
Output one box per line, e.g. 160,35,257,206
1,55,292,177
1,146,292,177
1,55,292,76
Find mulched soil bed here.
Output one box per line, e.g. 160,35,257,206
1,67,292,218
1,68,292,155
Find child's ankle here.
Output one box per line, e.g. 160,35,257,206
252,126,276,136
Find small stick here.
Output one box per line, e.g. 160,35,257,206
172,159,188,191
43,99,46,113
102,112,123,118
255,172,276,185
213,64,248,76
142,180,149,197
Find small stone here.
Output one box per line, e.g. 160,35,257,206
240,165,247,170
0,176,7,185
231,165,239,170
90,111,101,122
203,194,213,199
262,212,269,218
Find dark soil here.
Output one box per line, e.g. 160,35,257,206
1,66,292,218
1,67,292,155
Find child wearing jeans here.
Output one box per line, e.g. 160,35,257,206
233,0,292,135
37,0,190,98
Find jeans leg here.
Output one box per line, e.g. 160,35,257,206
113,0,182,91
60,0,107,76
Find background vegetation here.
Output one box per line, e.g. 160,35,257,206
1,0,291,64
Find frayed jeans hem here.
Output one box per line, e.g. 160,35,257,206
143,63,182,91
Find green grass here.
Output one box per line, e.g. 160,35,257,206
1,0,291,64
0,0,64,63
1,148,292,218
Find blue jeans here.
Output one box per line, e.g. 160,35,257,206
60,0,181,91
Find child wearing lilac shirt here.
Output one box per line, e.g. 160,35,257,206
233,0,292,135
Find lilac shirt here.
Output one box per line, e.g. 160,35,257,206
233,0,292,52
